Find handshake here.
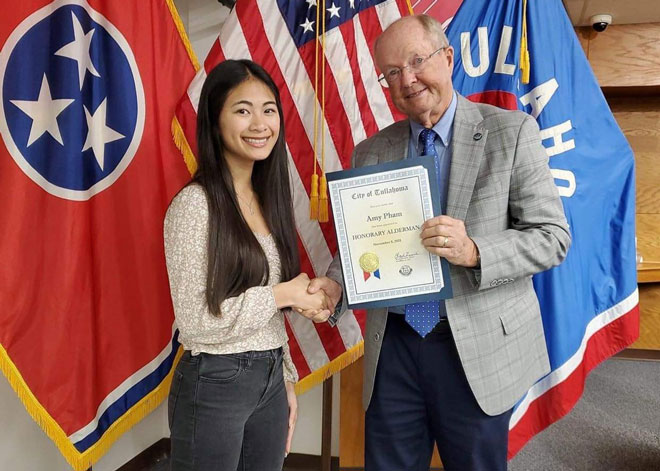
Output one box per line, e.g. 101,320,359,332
273,273,342,323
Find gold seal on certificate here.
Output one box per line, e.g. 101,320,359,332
327,156,452,309
359,252,380,281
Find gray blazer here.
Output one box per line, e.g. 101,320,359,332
327,95,571,416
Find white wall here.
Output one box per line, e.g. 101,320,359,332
0,372,168,471
174,0,230,61
0,1,340,469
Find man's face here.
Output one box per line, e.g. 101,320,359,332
375,19,454,127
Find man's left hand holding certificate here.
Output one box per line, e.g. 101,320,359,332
327,157,452,310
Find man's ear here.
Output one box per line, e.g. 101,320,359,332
446,46,455,71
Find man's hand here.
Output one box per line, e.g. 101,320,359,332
293,277,342,322
420,215,479,267
274,273,329,311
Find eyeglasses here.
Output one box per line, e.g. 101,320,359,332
377,47,447,88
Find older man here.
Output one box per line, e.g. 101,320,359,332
308,14,571,471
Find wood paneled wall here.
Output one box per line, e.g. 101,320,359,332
577,24,660,88
583,23,660,350
608,97,660,264
608,93,660,349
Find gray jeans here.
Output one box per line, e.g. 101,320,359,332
168,348,288,471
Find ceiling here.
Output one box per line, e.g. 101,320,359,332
562,0,660,26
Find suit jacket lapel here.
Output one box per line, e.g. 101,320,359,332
377,120,410,164
447,96,487,221
369,98,486,221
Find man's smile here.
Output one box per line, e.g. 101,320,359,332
405,88,428,99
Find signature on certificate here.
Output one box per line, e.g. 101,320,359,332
395,251,420,263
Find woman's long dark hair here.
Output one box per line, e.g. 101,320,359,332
193,59,300,314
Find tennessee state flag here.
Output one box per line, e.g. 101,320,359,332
0,1,196,469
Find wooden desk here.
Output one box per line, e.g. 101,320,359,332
638,262,660,284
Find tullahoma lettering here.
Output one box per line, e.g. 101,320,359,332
351,185,409,200
351,224,421,240
374,185,408,196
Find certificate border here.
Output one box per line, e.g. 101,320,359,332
327,156,453,310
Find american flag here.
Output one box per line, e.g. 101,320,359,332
173,0,412,390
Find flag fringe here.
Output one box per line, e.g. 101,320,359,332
165,0,200,72
0,344,77,466
172,116,198,175
0,343,182,471
166,0,199,177
294,341,364,395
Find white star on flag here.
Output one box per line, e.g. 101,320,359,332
300,18,315,34
327,3,341,18
305,0,317,8
55,12,101,91
10,75,74,147
82,98,124,170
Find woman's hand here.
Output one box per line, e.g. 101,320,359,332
273,273,328,311
294,277,341,323
284,381,297,457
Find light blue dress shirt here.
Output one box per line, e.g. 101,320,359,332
389,92,458,317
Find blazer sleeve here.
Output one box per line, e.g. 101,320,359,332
470,114,571,289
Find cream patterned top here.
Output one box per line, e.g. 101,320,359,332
164,184,298,383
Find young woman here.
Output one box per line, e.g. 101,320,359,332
164,60,327,471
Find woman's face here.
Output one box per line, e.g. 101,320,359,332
218,77,280,168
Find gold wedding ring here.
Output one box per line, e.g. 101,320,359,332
442,236,449,248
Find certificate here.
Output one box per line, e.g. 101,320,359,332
327,156,452,310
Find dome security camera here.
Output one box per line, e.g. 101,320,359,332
590,14,612,33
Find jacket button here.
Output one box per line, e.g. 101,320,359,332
374,333,381,342
473,132,483,141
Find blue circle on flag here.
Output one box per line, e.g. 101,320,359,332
0,2,145,200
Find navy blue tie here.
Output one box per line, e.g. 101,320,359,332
404,128,440,337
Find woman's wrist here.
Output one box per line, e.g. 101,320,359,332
272,282,292,309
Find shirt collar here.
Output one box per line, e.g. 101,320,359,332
409,91,457,149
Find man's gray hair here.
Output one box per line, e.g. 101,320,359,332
374,14,450,55
416,14,450,48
